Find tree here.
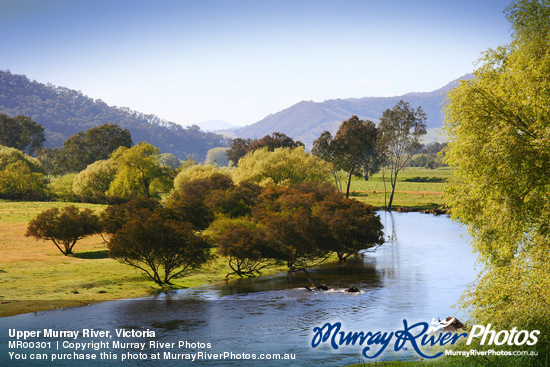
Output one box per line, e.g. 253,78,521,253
166,174,235,230
107,142,174,200
248,132,304,152
100,197,161,236
252,185,335,273
157,153,181,170
72,159,117,203
313,116,380,198
173,163,231,190
50,173,80,202
378,100,427,210
62,123,133,172
205,180,262,218
211,217,273,278
25,206,101,255
0,114,45,155
107,208,212,285
0,146,47,200
205,147,230,166
318,194,384,262
232,146,332,186
444,0,550,360
226,138,252,166
35,147,68,177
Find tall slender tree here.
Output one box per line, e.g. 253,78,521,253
378,101,426,210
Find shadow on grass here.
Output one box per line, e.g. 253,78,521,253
71,250,109,259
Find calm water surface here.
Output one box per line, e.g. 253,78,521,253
0,212,476,366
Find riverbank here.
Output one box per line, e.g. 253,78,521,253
0,169,451,318
349,167,450,210
0,201,289,317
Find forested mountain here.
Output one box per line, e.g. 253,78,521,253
0,70,230,160
236,75,471,147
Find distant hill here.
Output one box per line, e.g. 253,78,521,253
235,75,472,147
0,70,230,160
196,119,239,131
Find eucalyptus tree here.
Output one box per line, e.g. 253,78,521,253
378,101,427,210
312,116,379,198
0,114,45,155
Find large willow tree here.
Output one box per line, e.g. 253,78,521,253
444,0,550,359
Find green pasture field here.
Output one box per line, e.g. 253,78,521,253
0,201,287,317
348,167,452,209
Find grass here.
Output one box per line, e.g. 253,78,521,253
0,169,452,317
0,201,287,317
348,167,452,210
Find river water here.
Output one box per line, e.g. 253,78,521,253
0,212,477,366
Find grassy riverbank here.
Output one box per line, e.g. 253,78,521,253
0,170,451,318
349,167,451,210
0,201,288,317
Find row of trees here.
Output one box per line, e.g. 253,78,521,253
2,101,429,210
27,176,384,285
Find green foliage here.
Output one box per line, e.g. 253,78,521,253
50,173,80,202
173,163,231,190
157,153,181,170
225,138,252,166
25,206,102,255
72,159,117,203
378,100,427,210
232,146,332,186
107,142,174,200
0,146,47,200
61,123,132,173
444,0,550,361
205,147,230,166
35,146,66,176
107,207,212,285
0,114,45,155
313,116,380,197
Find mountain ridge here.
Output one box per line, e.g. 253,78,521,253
0,70,230,160
235,75,472,147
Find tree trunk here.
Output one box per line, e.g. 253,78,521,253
345,167,354,198
387,165,398,211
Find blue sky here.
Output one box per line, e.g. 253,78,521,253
1,0,512,126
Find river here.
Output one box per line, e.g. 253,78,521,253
0,212,477,366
